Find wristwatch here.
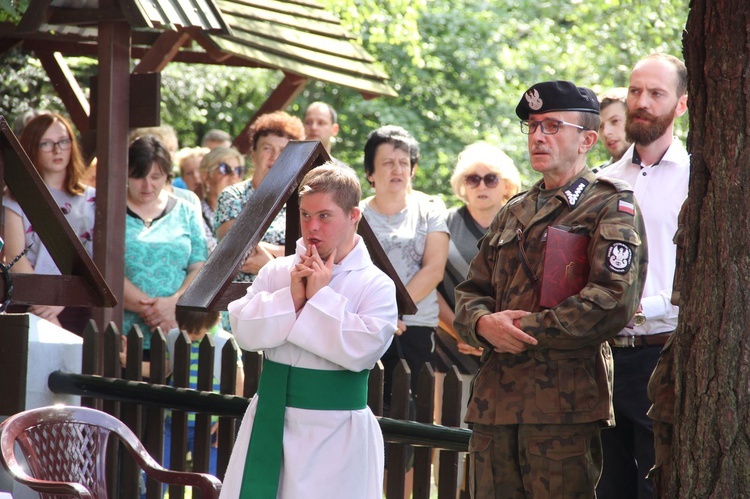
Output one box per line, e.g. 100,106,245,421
633,312,647,327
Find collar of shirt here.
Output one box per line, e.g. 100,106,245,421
631,137,689,168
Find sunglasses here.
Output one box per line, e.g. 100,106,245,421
211,163,246,177
464,173,500,188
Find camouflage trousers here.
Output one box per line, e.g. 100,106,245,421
469,422,603,499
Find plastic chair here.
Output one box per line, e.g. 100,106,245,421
0,405,222,498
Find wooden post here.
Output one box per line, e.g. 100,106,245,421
386,360,411,499
145,331,167,499
413,364,435,499
438,366,463,498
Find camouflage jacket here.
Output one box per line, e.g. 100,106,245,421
454,169,648,426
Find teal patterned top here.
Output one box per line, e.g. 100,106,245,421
213,178,286,283
123,195,208,349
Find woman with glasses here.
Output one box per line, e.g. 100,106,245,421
198,146,245,252
437,142,522,359
2,112,95,333
214,111,304,283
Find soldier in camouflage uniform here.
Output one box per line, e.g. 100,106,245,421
454,81,649,498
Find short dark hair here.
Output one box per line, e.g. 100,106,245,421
128,135,173,179
363,125,418,177
176,308,221,334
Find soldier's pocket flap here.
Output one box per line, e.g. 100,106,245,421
578,283,618,310
468,430,493,454
599,223,642,246
490,229,518,248
527,436,586,461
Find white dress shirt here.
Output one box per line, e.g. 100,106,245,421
600,139,689,335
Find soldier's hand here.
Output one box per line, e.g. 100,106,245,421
476,310,536,354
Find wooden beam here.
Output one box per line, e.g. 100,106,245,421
0,117,115,307
90,14,131,331
178,141,321,312
177,141,417,316
132,29,193,74
233,72,308,154
191,30,234,63
15,0,52,34
35,50,91,134
47,7,126,26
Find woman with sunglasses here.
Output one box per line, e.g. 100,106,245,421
198,146,245,252
2,112,96,334
437,142,522,359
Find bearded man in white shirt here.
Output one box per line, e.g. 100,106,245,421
597,53,689,499
220,164,398,499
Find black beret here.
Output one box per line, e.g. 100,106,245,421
515,81,600,120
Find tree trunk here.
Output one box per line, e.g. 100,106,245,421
676,0,750,496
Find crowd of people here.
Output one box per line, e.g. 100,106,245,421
0,51,689,498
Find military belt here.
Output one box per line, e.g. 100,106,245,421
608,332,672,348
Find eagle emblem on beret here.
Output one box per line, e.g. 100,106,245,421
525,89,543,110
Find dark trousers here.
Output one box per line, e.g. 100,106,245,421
597,345,661,499
380,325,435,409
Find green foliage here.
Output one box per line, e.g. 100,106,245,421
0,0,26,22
159,63,281,148
0,0,689,205
0,48,65,131
314,0,689,204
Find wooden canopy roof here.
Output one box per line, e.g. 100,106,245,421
0,0,397,99
0,0,400,331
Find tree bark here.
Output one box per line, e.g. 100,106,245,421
676,0,750,496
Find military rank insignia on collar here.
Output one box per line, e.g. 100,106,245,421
562,178,589,208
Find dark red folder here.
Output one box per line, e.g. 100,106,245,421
539,226,591,308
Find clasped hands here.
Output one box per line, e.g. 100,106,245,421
290,244,336,312
477,310,537,354
138,294,178,332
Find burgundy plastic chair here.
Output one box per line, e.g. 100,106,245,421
0,405,222,498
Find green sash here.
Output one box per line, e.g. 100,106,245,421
239,359,369,498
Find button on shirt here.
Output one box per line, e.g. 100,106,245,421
600,140,689,335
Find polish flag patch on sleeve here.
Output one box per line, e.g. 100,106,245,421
618,200,635,215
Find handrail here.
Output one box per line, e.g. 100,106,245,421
48,370,471,452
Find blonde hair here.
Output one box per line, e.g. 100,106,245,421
199,146,245,174
175,146,210,176
449,142,521,204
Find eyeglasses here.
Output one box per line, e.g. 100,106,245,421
519,119,588,135
464,173,500,188
211,163,246,177
39,138,73,152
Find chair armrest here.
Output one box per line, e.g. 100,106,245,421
2,472,93,498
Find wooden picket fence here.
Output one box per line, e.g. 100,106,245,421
76,322,471,499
